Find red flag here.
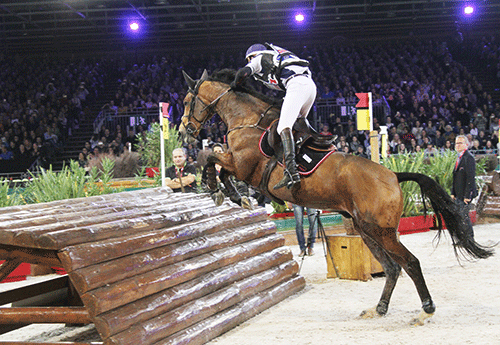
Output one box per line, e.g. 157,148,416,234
161,102,170,119
355,93,369,108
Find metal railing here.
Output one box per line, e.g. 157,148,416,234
94,109,159,134
313,99,390,129
95,99,391,135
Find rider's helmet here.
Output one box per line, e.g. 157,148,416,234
245,43,267,60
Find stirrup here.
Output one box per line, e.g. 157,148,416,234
273,170,300,190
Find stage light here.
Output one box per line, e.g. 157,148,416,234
295,13,305,23
130,22,139,31
464,5,474,15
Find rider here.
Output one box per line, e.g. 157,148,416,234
231,43,317,190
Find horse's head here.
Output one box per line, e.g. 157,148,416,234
180,69,225,145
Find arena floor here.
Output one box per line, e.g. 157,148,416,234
1,223,499,345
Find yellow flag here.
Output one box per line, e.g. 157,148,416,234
357,109,370,131
161,103,170,139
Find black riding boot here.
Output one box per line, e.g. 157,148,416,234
273,128,301,190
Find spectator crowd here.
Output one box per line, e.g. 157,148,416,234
0,53,112,173
1,34,500,175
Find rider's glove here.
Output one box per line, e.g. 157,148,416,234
231,67,252,89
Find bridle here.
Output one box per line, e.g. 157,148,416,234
184,78,274,137
184,81,231,136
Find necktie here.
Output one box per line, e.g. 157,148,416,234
455,151,465,170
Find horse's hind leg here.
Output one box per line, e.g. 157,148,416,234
372,228,436,324
357,231,402,318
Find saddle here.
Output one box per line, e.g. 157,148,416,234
260,118,336,175
258,119,336,205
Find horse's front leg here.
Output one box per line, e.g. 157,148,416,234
208,152,252,209
219,169,253,210
207,152,237,174
204,161,225,206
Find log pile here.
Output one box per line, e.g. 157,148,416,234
0,187,304,345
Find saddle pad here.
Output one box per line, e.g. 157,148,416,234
259,130,335,176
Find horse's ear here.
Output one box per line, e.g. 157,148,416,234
200,69,209,82
182,70,196,90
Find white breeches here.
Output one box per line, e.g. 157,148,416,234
277,75,317,134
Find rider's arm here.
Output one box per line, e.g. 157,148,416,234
232,55,263,88
232,67,252,88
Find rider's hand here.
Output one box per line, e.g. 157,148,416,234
231,67,252,89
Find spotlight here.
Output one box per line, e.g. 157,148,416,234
295,13,305,23
464,6,474,15
130,22,139,31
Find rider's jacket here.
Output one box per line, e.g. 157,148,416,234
245,44,311,91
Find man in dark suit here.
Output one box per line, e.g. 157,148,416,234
451,135,477,239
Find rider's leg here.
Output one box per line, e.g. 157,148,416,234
273,127,300,189
274,76,316,190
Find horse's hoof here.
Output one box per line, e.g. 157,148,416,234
422,299,436,314
211,191,225,206
359,307,381,319
241,196,253,210
409,310,434,326
376,300,389,316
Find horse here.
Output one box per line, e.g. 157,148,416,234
179,68,494,325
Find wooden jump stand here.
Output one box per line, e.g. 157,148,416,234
0,188,304,345
325,216,384,281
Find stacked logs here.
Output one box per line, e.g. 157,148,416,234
477,171,500,217
0,187,304,345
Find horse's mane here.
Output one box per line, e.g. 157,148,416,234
208,69,282,108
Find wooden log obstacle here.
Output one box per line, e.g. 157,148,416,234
477,171,500,217
0,187,304,345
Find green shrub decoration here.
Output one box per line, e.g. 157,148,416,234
136,123,182,169
381,150,487,217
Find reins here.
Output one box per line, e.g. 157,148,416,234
188,80,276,137
226,104,274,136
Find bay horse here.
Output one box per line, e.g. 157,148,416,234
179,69,493,325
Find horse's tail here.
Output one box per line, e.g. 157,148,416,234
396,172,494,260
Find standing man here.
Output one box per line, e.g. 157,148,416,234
232,43,316,190
290,203,319,257
451,135,477,239
165,148,197,193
